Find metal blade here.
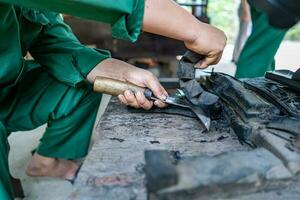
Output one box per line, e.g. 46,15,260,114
166,96,211,131
146,89,211,131
190,106,211,131
164,96,190,108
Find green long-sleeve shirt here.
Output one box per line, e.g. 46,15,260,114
0,2,145,198
0,0,144,90
1,0,145,41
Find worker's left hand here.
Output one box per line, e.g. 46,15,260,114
142,0,226,69
184,23,227,69
87,58,168,110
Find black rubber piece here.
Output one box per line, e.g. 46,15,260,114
292,68,300,81
249,0,300,29
267,117,300,136
182,50,204,64
181,79,204,99
178,51,204,81
244,77,300,118
193,91,219,106
265,70,300,93
195,91,222,119
127,105,197,119
177,62,195,81
144,150,178,192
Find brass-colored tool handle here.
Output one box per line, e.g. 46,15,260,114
93,76,146,96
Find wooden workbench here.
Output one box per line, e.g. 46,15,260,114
70,98,299,200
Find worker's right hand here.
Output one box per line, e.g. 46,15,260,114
119,65,168,109
184,23,227,69
87,58,168,110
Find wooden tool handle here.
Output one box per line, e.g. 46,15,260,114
93,76,146,96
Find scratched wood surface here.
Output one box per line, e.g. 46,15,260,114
70,98,249,200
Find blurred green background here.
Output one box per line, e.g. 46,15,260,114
208,0,300,42
178,0,300,42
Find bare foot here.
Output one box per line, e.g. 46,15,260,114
26,153,81,180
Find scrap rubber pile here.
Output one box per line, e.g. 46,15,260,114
145,54,300,199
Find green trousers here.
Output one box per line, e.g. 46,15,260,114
0,66,101,199
235,4,288,78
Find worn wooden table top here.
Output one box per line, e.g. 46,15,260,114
70,98,299,200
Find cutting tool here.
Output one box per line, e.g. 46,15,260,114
93,76,211,131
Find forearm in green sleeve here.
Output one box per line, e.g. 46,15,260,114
28,13,111,87
1,0,145,42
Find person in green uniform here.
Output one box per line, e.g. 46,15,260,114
0,0,226,199
235,1,288,78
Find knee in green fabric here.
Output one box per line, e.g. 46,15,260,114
4,71,97,132
50,85,94,120
36,89,102,159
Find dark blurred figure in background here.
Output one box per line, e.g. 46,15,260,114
234,0,288,78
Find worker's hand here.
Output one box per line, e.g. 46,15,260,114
121,67,168,109
142,0,226,69
184,24,227,69
87,58,168,110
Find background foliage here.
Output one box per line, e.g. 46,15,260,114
178,0,300,42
